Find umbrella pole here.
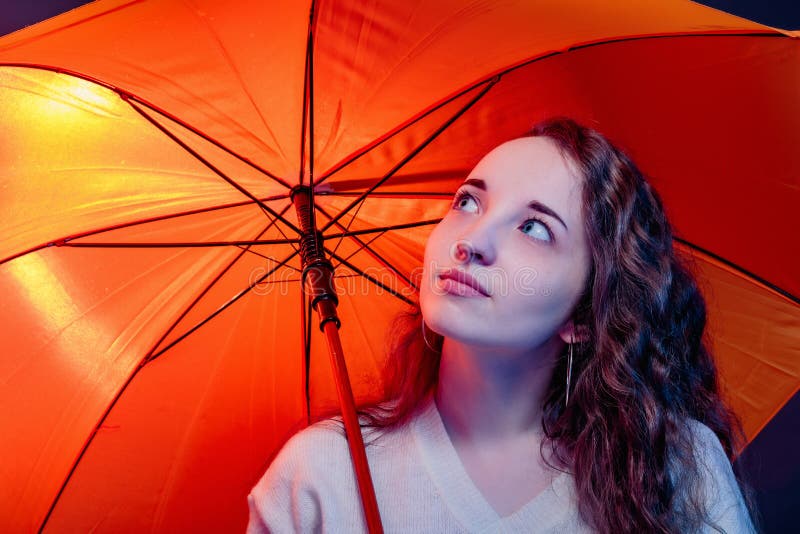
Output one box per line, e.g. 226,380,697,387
291,186,384,534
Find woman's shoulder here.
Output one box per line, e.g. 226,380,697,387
265,419,352,478
673,417,736,488
285,418,348,449
680,418,737,478
257,414,412,486
675,418,755,533
682,418,725,454
247,419,385,533
248,419,358,518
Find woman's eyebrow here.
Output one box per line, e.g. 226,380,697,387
461,178,569,232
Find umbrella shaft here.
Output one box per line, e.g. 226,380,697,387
321,309,384,534
292,186,339,328
292,186,384,533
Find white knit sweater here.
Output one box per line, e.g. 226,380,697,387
247,396,754,533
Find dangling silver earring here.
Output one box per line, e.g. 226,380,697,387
565,340,574,408
421,321,440,353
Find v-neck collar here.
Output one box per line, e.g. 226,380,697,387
411,394,575,533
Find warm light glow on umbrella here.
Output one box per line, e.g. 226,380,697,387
40,72,119,117
5,253,113,386
8,253,79,333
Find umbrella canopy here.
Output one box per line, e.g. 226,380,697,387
1,0,798,531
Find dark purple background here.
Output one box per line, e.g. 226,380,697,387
1,2,798,533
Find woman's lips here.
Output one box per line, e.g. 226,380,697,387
437,269,490,297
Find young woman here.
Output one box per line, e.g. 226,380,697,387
247,117,757,533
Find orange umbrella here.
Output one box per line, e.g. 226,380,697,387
0,1,798,532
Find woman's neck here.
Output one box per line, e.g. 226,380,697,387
434,336,562,444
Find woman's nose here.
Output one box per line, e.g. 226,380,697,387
448,209,498,265
451,237,494,265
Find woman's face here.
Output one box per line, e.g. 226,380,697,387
420,136,591,352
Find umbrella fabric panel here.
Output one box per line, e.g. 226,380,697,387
0,0,311,179
690,248,800,442
147,224,301,356
0,243,255,532
39,282,307,533
316,81,490,194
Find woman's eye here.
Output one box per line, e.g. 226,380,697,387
520,218,553,243
452,192,478,213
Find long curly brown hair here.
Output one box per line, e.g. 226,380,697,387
360,116,757,533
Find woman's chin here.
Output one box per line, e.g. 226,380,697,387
425,315,494,347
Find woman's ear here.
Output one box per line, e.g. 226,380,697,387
558,321,590,343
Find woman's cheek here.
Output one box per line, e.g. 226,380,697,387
425,222,456,267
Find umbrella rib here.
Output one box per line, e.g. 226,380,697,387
326,188,369,260
325,246,416,307
0,195,290,266
323,218,442,240
35,214,292,534
674,236,800,306
122,93,293,190
233,245,302,273
319,77,498,234
316,203,420,291
60,238,300,248
123,95,303,239
331,231,384,269
229,274,301,285
330,231,410,292
321,191,455,198
306,0,321,236
314,82,495,186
